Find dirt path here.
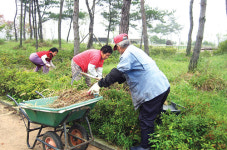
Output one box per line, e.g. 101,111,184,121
0,102,101,150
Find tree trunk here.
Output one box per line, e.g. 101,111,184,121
140,30,143,49
19,0,23,47
86,0,96,49
14,0,18,41
73,0,80,55
67,16,73,42
106,3,112,45
226,0,227,15
140,0,149,55
188,0,207,72
36,0,43,42
32,0,36,39
23,1,27,41
34,0,38,50
29,0,33,39
186,0,194,56
58,0,64,48
119,0,131,34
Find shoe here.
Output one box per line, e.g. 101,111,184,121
130,145,150,150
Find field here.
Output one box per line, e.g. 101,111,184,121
0,40,226,149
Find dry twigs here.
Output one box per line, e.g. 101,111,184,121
49,89,94,108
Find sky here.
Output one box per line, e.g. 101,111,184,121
0,0,226,45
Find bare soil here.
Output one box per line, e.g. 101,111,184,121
0,102,101,150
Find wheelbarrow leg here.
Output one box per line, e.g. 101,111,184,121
85,116,94,141
26,122,44,149
63,122,70,150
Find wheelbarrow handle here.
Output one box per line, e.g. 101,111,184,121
6,94,30,120
6,94,20,106
35,91,45,98
80,72,101,80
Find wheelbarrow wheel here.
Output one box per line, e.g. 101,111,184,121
68,124,89,150
42,131,63,150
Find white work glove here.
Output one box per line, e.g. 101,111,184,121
46,64,51,67
88,82,100,95
50,61,56,69
97,77,102,81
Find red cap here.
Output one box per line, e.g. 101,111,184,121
113,33,128,50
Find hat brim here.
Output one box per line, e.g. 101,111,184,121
113,45,117,50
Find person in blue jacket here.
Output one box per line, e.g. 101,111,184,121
88,33,170,150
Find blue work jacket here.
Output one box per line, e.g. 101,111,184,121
117,45,170,110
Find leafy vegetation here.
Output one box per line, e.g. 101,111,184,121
214,40,227,54
149,46,177,56
0,41,226,149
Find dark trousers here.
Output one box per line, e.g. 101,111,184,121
139,87,170,148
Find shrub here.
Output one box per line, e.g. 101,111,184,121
150,47,177,56
51,39,58,44
24,39,35,44
0,67,48,101
201,50,212,57
189,55,227,92
149,113,222,149
103,50,120,65
89,87,140,148
0,67,17,94
190,72,226,91
0,38,5,45
39,40,53,47
214,40,227,54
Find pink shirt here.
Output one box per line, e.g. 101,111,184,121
36,51,53,62
72,49,104,72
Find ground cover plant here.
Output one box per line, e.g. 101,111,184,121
0,41,226,149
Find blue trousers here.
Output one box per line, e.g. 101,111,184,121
139,87,170,148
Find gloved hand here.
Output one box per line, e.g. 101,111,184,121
46,64,51,68
88,82,100,95
96,76,102,81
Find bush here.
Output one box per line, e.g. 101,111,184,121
51,39,58,44
149,113,224,149
24,39,36,44
214,40,227,54
189,55,227,92
103,50,120,65
0,67,48,101
0,39,5,45
89,87,140,148
190,72,226,91
150,47,177,56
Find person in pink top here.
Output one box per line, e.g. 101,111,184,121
29,47,58,73
71,45,113,86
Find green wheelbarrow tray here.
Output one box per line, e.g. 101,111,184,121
19,95,103,127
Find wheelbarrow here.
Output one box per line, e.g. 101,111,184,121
7,91,103,150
